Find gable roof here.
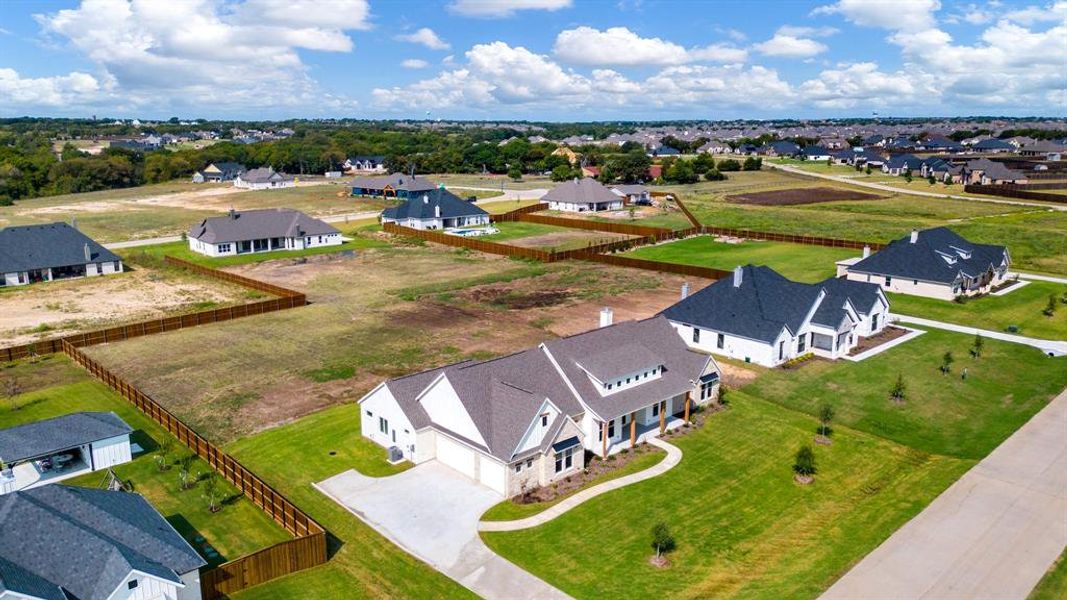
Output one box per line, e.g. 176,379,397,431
0,412,132,463
0,487,205,600
189,208,338,244
849,227,1009,284
801,145,832,157
964,158,1026,181
206,161,245,174
0,222,120,274
542,178,619,206
238,167,292,184
973,138,1014,150
886,154,923,170
381,187,489,221
347,172,436,193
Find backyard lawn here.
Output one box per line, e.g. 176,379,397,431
626,235,855,282
225,403,472,600
124,234,389,268
482,221,634,251
742,328,1067,460
0,356,289,566
889,281,1067,340
482,392,970,600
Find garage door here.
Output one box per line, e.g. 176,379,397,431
478,456,506,495
436,436,476,478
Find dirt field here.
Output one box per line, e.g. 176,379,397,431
0,267,253,346
84,245,709,443
726,186,885,206
505,229,635,251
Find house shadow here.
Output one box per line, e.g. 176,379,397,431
167,514,230,567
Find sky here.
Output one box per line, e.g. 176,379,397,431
0,0,1064,121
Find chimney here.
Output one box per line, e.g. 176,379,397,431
862,245,871,258
732,265,744,288
680,282,690,300
910,229,919,244
83,243,91,262
228,207,236,220
599,307,614,328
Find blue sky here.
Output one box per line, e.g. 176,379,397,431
0,0,1064,120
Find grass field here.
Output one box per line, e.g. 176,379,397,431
477,198,544,214
889,281,1067,340
625,236,855,282
225,403,472,599
430,173,553,190
742,328,1067,460
483,392,971,600
483,221,634,251
124,234,389,268
0,356,289,566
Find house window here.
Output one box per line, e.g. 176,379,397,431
128,580,138,590
514,464,522,473
913,279,918,285
700,380,715,401
378,417,388,434
798,335,806,353
692,328,701,343
626,377,631,384
113,261,120,271
608,419,616,437
871,314,879,330
527,459,533,468
652,403,660,417
717,333,725,349
365,410,372,417
607,383,613,390
555,447,575,473
778,341,785,361
540,414,549,427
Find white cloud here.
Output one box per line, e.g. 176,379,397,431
19,0,366,114
1003,1,1067,25
395,27,450,50
812,0,941,31
0,68,105,108
401,59,429,69
775,25,839,37
448,0,572,18
799,62,930,108
553,26,746,66
754,34,828,58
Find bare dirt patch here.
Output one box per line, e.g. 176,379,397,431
466,287,573,310
506,230,633,250
727,186,884,206
717,362,761,388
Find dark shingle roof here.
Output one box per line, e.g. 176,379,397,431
381,188,488,221
965,158,1025,182
0,555,66,600
0,223,120,273
849,227,1009,284
239,167,292,184
0,411,131,463
542,178,620,206
886,154,924,170
348,173,436,193
0,487,205,600
189,208,338,244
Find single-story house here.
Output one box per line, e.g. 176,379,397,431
358,315,720,496
882,153,924,176
972,138,1015,153
661,265,888,367
347,173,437,199
1019,141,1065,161
0,223,122,287
192,162,245,183
760,140,801,157
344,155,386,172
611,184,652,205
380,188,490,231
0,412,132,495
543,178,623,212
837,227,1010,300
650,146,681,157
920,157,964,183
0,486,206,600
962,158,1028,185
801,146,833,161
188,208,341,257
233,167,295,190
696,140,731,154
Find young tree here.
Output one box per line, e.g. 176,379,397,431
940,351,954,375
651,522,676,557
156,436,174,472
3,377,22,412
794,445,816,477
550,164,573,181
1044,294,1057,317
201,470,223,513
971,333,984,359
927,174,936,185
818,403,835,438
628,206,636,220
177,454,195,491
717,384,729,407
891,373,906,402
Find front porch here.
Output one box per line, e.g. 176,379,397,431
594,393,694,458
605,415,686,456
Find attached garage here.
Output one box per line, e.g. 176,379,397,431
89,435,133,470
477,455,507,495
435,435,477,479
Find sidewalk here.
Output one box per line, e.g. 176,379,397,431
479,437,682,532
821,388,1067,600
892,314,1067,357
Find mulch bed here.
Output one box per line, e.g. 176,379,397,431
849,325,910,355
727,186,884,206
990,279,1023,293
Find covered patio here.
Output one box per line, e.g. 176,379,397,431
596,392,695,458
2,452,92,493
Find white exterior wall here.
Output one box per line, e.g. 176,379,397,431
358,386,419,460
382,214,490,231
478,455,507,495
846,271,956,300
234,179,294,190
669,321,786,367
91,435,133,470
188,233,341,258
548,200,624,212
106,572,182,600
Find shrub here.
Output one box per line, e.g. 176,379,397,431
704,169,725,181
651,522,676,556
818,403,835,437
891,373,906,402
940,351,954,375
1044,294,1057,317
717,159,741,172
793,445,816,476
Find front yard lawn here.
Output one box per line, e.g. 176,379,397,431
124,236,389,269
889,280,1067,340
0,357,289,566
626,235,855,282
482,392,970,600
225,403,472,599
742,329,1067,460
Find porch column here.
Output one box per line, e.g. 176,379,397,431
684,391,691,423
659,401,666,433
601,419,608,459
629,412,636,448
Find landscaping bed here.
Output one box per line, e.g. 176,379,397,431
727,186,884,206
848,325,912,355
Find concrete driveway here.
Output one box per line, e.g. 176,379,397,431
316,462,571,600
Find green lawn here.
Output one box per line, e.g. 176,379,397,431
481,221,633,251
122,235,389,268
889,281,1067,340
478,199,544,214
626,235,855,282
483,392,970,600
225,403,472,599
0,356,289,566
1029,551,1067,600
480,445,667,522
742,329,1067,460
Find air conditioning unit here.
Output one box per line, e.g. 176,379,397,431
387,446,404,464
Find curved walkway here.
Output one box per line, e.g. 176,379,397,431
891,314,1067,357
479,436,682,532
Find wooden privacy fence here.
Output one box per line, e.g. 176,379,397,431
570,251,730,280
659,192,702,228
701,226,883,250
965,184,1067,204
61,341,327,599
0,259,307,362
491,202,549,221
383,221,555,261
511,211,673,237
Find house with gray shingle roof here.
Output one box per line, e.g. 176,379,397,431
380,187,490,231
347,172,436,199
962,158,1028,185
358,315,719,496
191,161,245,183
542,178,623,212
661,265,888,367
837,227,1010,300
188,208,341,257
0,223,122,287
0,486,206,600
233,166,294,190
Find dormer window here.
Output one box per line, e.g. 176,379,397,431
128,580,139,590
540,414,549,427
